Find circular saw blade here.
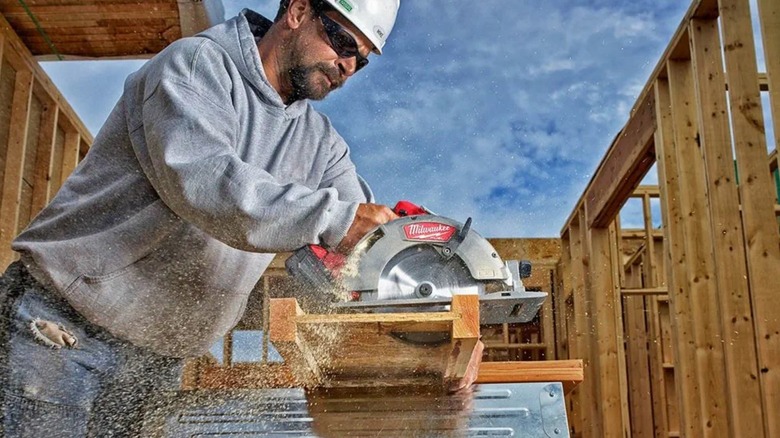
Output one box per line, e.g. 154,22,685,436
377,245,483,301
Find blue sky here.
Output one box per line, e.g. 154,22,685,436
40,0,774,237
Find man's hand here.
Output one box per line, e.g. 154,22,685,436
336,203,398,254
448,340,484,393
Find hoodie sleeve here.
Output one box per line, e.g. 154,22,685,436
318,130,374,204
132,47,358,253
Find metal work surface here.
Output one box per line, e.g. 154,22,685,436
143,382,569,437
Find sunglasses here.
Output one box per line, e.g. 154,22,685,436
319,13,369,72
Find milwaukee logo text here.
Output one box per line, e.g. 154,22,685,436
403,222,456,242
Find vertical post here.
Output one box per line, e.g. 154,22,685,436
446,294,480,382
719,2,780,435
668,57,729,436
30,102,58,216
60,130,80,187
588,220,628,437
690,17,765,436
0,69,34,268
654,77,704,437
568,218,588,437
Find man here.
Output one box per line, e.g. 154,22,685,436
0,0,480,435
1,0,398,434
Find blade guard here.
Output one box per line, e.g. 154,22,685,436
342,215,511,292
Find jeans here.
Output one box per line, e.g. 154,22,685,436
0,261,183,437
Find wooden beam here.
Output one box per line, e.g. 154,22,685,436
59,130,79,187
445,294,480,385
565,217,588,437
588,223,628,437
586,93,657,228
621,287,668,296
653,77,705,437
624,294,655,437
690,16,765,436
668,57,729,436
0,69,33,267
29,102,57,216
475,360,583,394
719,2,780,435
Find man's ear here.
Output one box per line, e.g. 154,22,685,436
285,0,311,31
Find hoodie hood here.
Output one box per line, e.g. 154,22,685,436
196,9,309,118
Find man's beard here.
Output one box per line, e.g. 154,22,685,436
287,62,342,102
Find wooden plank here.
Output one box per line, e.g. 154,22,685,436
49,126,64,197
757,0,779,152
647,296,671,438
609,222,631,435
586,93,657,228
624,295,655,437
719,2,780,435
59,130,79,187
16,94,42,234
0,69,33,268
621,287,668,296
569,212,594,438
588,223,628,437
269,297,481,389
29,101,57,215
445,294,480,385
0,3,179,15
475,360,584,394
689,17,765,436
668,57,729,436
642,193,657,286
653,77,705,437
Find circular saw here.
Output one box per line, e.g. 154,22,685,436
285,201,548,339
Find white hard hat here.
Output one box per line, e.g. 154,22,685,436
321,0,400,54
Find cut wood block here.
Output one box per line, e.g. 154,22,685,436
268,295,480,388
476,360,584,394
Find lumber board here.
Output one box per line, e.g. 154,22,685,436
585,93,657,229
668,58,729,436
268,296,480,389
719,2,780,435
653,77,705,437
475,360,583,394
567,212,592,437
647,296,671,437
16,94,41,234
0,69,33,268
624,295,655,437
0,3,178,15
641,194,657,286
59,130,79,186
444,294,479,385
690,17,765,436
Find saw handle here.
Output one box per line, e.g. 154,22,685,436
393,200,429,217
296,201,425,273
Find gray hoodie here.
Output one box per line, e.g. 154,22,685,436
13,10,367,357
